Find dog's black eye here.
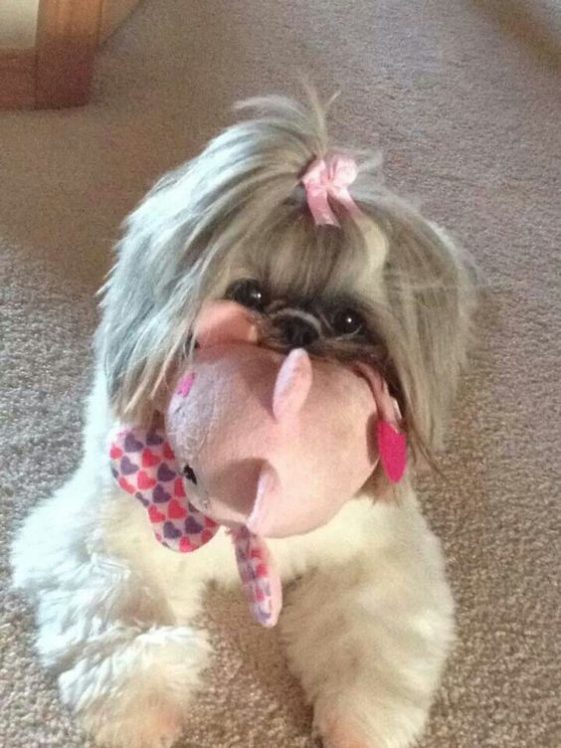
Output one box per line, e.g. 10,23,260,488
331,308,365,337
226,279,267,311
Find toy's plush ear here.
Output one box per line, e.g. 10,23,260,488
194,300,259,348
272,348,313,422
109,426,219,552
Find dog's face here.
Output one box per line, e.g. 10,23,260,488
219,255,399,406
99,95,475,484
225,278,378,357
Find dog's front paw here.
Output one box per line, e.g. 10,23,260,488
67,663,188,748
84,702,184,748
313,707,374,748
313,696,425,748
57,626,210,748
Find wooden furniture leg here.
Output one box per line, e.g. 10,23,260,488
0,0,140,109
35,0,104,108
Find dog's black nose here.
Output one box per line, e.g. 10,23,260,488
276,316,319,348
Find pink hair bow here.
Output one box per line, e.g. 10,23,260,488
301,154,361,227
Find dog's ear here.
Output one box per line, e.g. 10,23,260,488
359,199,477,467
96,163,214,426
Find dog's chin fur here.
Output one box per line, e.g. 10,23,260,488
11,95,475,748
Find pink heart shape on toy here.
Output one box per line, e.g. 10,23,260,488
174,478,186,498
110,445,123,460
118,476,135,494
377,421,407,483
168,499,187,520
137,471,157,490
141,449,160,468
148,505,166,524
177,373,196,397
163,442,176,461
179,536,194,552
255,563,268,578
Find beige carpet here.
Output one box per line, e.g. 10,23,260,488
1,1,560,746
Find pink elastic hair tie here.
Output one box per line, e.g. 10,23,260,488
301,154,361,227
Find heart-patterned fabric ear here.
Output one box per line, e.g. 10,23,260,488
231,527,282,628
109,426,219,552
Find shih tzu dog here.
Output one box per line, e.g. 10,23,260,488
11,95,475,748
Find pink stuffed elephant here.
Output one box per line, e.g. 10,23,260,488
110,302,406,626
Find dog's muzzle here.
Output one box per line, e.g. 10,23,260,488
271,310,321,349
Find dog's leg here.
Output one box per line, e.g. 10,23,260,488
10,371,229,747
280,495,455,748
11,468,215,748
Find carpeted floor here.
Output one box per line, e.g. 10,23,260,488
1,1,560,746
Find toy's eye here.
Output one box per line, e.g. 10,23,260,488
331,307,366,337
183,464,197,485
226,279,267,311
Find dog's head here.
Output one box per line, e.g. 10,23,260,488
99,94,476,489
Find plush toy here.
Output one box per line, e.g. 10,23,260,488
109,302,406,627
